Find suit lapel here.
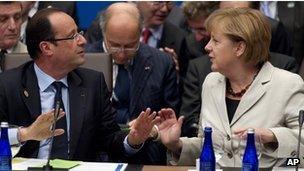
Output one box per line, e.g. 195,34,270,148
20,62,41,120
67,71,85,157
210,75,231,136
130,45,153,116
230,62,272,126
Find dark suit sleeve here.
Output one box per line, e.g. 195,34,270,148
179,56,212,137
270,21,293,56
163,56,180,114
179,60,202,137
286,58,300,73
96,73,127,160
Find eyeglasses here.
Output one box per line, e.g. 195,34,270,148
46,31,84,42
151,1,174,9
105,38,140,54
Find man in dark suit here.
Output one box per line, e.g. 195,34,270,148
97,3,179,164
0,8,158,162
277,2,304,65
180,52,298,137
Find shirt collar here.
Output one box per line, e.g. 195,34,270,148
1,47,13,54
113,58,134,70
34,63,68,92
103,41,134,68
149,24,163,41
102,41,107,53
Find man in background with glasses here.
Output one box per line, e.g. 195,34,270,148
101,3,179,165
0,7,160,162
86,2,189,78
137,1,188,76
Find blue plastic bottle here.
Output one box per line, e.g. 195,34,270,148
200,127,215,171
0,122,12,171
242,128,258,171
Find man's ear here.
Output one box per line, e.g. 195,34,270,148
39,41,53,56
235,41,246,58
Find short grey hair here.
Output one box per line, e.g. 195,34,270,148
99,3,143,37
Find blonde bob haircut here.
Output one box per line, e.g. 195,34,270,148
205,8,271,65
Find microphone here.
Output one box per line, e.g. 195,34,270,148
28,100,66,171
296,110,304,171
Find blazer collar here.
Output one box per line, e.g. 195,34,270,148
66,69,85,157
210,62,273,134
21,61,41,120
210,74,230,136
231,62,272,125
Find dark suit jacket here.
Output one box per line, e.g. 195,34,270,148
269,52,299,73
160,21,191,78
129,44,180,119
278,1,304,64
268,17,292,56
180,52,298,137
0,62,126,162
180,56,212,137
87,43,180,119
128,44,180,165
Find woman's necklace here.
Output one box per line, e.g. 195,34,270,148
226,71,259,98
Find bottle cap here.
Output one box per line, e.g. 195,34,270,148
204,127,212,132
247,128,255,134
0,122,9,128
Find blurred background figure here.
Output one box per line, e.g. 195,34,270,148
182,2,219,58
260,1,304,66
0,2,26,53
220,1,292,57
0,1,27,71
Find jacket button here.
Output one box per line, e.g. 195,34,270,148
227,152,233,158
290,151,297,156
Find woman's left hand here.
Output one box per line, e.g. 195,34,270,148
234,128,277,144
